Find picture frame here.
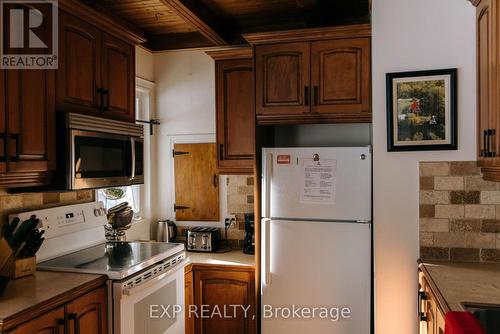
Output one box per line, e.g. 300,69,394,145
386,68,457,152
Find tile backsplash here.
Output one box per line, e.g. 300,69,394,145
0,190,95,237
419,161,500,262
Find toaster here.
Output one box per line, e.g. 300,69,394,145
186,227,221,252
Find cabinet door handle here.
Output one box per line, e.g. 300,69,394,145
313,86,319,106
68,313,80,334
0,132,6,162
57,318,68,334
104,89,110,111
304,86,309,106
10,133,20,160
418,290,428,322
213,174,218,188
482,129,487,157
97,88,103,111
489,129,496,157
219,144,224,160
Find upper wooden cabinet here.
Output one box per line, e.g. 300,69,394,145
255,42,310,116
208,48,255,174
57,10,136,122
473,0,500,180
245,24,372,124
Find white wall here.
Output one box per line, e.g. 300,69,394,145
152,50,217,221
372,1,476,333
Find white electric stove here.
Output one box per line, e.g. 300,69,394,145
10,202,187,334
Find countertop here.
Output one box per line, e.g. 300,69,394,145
420,261,500,311
0,271,106,332
186,249,255,267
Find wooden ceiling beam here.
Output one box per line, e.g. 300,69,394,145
159,0,229,45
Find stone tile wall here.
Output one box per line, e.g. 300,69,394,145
419,161,500,262
0,190,94,236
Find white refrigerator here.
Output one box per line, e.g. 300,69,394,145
261,147,372,334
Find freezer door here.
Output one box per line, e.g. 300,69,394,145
262,147,371,221
261,219,371,334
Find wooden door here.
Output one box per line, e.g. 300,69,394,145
6,307,64,334
174,143,219,221
255,42,310,116
101,33,135,122
193,268,255,334
0,70,6,174
66,287,107,334
57,11,102,114
311,38,371,120
5,69,55,174
477,0,497,164
216,59,254,174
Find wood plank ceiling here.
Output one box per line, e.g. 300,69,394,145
83,0,370,51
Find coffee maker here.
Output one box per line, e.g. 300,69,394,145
243,213,255,254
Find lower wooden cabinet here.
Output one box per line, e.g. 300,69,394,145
6,286,107,334
185,264,256,334
418,270,446,334
6,307,65,334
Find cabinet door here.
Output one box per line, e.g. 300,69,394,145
101,34,135,122
255,42,310,116
185,270,195,334
311,38,371,119
0,70,6,174
7,307,64,334
57,12,102,113
5,69,55,174
216,59,254,174
66,286,107,334
193,268,255,334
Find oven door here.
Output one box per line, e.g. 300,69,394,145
112,260,187,334
69,129,143,190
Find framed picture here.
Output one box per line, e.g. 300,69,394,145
386,68,457,151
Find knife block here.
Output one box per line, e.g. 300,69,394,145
0,237,36,279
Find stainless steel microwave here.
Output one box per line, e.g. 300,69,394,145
64,113,144,190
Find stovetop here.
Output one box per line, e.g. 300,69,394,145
38,241,185,280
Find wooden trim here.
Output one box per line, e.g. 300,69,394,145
0,172,52,188
0,275,106,332
243,24,372,45
159,0,228,46
470,0,482,6
256,112,372,125
418,262,451,314
481,166,500,181
58,0,146,44
206,47,253,60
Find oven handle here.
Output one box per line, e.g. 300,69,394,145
130,137,136,180
121,259,189,297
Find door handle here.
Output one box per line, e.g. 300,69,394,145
263,218,272,285
130,137,136,180
219,144,224,160
304,86,309,106
68,313,80,334
10,133,20,160
213,174,218,188
57,318,68,334
313,86,319,106
103,89,109,111
482,129,487,157
418,290,428,322
489,129,496,157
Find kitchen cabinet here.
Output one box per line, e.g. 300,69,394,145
0,2,56,188
473,0,500,181
185,264,256,334
66,287,107,334
57,11,136,122
4,281,107,334
245,24,371,124
207,48,255,174
418,270,446,334
6,307,64,334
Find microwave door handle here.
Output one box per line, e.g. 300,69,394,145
130,137,136,180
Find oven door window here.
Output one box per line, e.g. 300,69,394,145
74,135,131,179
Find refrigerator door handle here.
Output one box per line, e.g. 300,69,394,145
263,218,272,285
263,153,273,218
